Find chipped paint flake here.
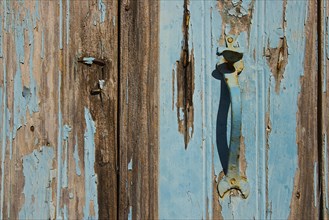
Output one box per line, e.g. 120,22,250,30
82,57,96,65
128,158,133,171
98,0,106,23
314,162,318,207
74,134,82,176
83,107,99,219
18,147,55,219
41,29,45,59
0,14,3,58
62,125,71,188
128,206,132,220
56,71,63,219
12,7,39,138
325,134,329,209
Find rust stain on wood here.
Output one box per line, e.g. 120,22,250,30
289,0,319,218
266,37,288,94
176,0,195,149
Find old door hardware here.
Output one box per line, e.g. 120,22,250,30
216,36,250,199
78,56,106,98
90,80,105,96
78,57,106,66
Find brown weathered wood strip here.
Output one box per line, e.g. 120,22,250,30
119,1,159,219
289,0,320,218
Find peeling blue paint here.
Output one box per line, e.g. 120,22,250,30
83,107,99,219
74,134,82,176
41,29,44,59
12,6,39,138
15,14,25,64
18,146,55,219
0,14,3,58
160,0,307,219
32,0,40,28
82,57,95,65
325,133,328,209
128,158,133,171
56,71,63,219
128,206,132,220
63,204,68,220
314,162,318,207
62,125,71,188
66,0,70,45
98,0,106,23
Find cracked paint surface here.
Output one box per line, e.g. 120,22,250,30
18,147,55,220
160,0,307,219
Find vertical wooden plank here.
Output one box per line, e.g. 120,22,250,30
289,0,320,218
0,0,118,219
119,1,159,219
321,0,329,218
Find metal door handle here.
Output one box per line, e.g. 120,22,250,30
216,36,250,199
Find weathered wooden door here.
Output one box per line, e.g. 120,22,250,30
158,0,326,219
0,0,328,219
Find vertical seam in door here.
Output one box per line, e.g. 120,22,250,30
117,1,121,219
317,0,324,219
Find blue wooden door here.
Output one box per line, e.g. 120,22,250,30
159,0,320,219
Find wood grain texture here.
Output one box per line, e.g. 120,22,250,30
119,1,159,219
321,0,329,218
289,0,320,218
0,0,118,219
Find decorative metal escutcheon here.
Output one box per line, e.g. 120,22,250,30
216,35,250,199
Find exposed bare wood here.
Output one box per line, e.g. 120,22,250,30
289,0,320,218
119,0,159,219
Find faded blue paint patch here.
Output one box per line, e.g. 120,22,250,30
128,158,133,171
18,146,55,220
32,0,40,28
63,204,68,220
15,17,25,64
12,6,39,138
3,0,10,32
266,1,307,219
159,1,214,219
41,29,45,59
56,71,63,219
83,107,99,219
327,15,329,60
62,125,71,188
82,57,95,65
128,206,132,220
314,162,318,207
325,133,328,209
74,134,82,176
0,15,3,58
66,0,70,45
98,0,106,23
